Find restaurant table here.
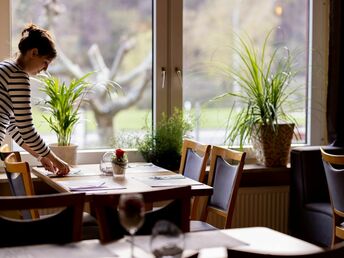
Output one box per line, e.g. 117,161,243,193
0,227,324,258
31,163,213,199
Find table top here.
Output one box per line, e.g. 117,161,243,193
31,163,213,197
0,227,323,258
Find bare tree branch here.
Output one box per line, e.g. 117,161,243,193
109,37,136,79
116,53,152,85
57,46,84,78
87,44,110,79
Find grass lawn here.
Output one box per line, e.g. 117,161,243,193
32,107,306,133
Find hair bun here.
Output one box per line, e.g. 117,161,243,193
22,23,42,38
18,23,56,59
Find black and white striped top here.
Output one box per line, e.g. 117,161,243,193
0,60,50,157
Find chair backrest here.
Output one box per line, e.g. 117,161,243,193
226,241,344,258
320,148,344,245
178,139,211,219
0,192,85,247
201,146,246,228
321,148,344,212
92,185,192,243
3,152,38,219
179,139,211,182
0,144,21,162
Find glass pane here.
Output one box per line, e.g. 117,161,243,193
11,0,152,150
183,0,309,146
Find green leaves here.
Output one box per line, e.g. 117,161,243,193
38,73,93,146
213,30,299,148
137,108,193,171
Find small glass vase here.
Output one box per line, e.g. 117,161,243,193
112,162,128,177
99,151,114,176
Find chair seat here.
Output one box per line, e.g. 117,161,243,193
190,220,217,232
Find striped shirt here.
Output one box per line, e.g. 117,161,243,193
0,60,50,157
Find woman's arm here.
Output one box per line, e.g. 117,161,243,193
21,142,69,176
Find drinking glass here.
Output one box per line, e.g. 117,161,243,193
150,220,184,258
118,193,145,258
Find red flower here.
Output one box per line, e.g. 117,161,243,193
113,148,128,164
115,148,125,159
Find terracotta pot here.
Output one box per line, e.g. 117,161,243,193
49,144,78,165
251,124,294,167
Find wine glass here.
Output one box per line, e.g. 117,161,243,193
150,220,184,258
118,193,145,258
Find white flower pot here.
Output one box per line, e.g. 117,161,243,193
49,143,78,165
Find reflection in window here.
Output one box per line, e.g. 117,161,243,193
11,0,152,150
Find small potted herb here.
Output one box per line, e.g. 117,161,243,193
137,108,193,171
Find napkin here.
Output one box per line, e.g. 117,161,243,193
134,175,203,187
59,180,125,191
149,175,185,180
43,168,81,178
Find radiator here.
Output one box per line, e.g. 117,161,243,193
231,186,290,233
207,186,290,233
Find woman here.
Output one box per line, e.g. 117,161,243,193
0,23,69,176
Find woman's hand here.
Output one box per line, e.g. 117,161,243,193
21,143,70,176
54,158,70,176
40,156,56,172
40,151,70,176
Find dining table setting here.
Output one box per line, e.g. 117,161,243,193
1,161,326,258
31,162,213,199
0,227,324,258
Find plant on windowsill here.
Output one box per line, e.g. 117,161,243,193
36,72,93,165
212,30,301,167
137,108,193,171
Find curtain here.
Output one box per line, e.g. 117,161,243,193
327,0,344,146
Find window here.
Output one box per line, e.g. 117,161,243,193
11,0,153,150
0,0,328,164
182,0,309,146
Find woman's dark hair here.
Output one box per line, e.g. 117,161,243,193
18,23,57,59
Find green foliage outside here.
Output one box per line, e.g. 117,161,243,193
32,107,305,133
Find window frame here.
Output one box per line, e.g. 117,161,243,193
0,0,329,165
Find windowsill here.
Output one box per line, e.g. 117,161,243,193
241,163,290,187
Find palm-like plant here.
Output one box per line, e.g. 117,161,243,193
37,73,92,146
213,30,300,148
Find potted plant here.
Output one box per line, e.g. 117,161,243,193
37,73,93,165
213,31,301,167
137,108,193,171
111,148,128,177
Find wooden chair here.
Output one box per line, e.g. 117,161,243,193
226,241,344,258
0,192,85,247
3,152,38,219
91,185,192,243
321,148,344,246
178,139,211,219
191,146,246,231
3,152,99,239
0,143,21,163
